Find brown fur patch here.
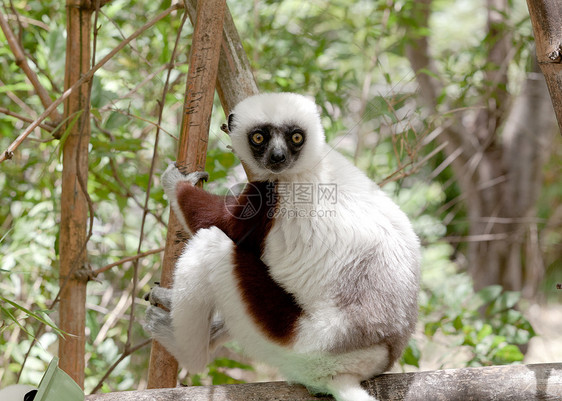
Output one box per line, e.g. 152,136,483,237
175,180,303,344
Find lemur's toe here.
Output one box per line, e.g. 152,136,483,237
145,285,172,309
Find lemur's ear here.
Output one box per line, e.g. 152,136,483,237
227,113,236,133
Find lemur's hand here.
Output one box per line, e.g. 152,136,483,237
144,283,172,310
161,163,209,196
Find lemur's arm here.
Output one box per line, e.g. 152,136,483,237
161,164,235,236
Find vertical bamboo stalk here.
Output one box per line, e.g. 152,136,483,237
147,0,228,388
58,0,92,388
526,0,562,133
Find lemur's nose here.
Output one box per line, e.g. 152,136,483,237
270,149,286,163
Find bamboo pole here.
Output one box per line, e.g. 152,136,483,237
58,0,92,388
146,0,228,388
183,0,260,175
526,0,562,133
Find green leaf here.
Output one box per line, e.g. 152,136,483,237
494,344,524,364
401,339,421,368
104,111,130,131
476,324,493,342
0,296,64,336
488,291,520,315
452,314,463,331
424,321,440,337
476,285,502,305
209,370,243,385
212,358,254,371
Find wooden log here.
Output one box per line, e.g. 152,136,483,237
526,0,562,133
88,363,562,400
146,0,227,388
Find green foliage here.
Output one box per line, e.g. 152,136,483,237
0,0,552,392
409,245,536,369
189,358,254,386
0,296,62,337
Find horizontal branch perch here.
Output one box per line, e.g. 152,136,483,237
87,363,561,400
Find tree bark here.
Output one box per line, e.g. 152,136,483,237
87,363,562,401
526,0,562,133
146,0,228,388
59,0,92,388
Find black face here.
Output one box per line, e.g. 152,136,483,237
247,123,306,173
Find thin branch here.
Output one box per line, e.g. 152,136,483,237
98,8,152,67
98,63,170,112
441,232,511,243
0,2,183,163
2,13,50,30
92,247,165,276
102,108,178,140
0,106,54,132
0,9,62,123
5,0,62,94
379,140,448,186
0,79,37,117
92,119,167,227
125,5,189,352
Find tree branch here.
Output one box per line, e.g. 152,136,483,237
92,247,165,276
526,0,562,133
86,363,562,401
0,106,54,132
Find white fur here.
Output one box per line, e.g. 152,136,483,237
147,93,421,401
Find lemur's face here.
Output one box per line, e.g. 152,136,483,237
246,123,306,173
227,93,326,179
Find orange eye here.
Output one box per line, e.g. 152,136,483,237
251,132,264,144
292,132,303,144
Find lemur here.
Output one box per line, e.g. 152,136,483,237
144,92,420,401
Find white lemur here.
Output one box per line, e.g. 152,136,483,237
144,93,420,401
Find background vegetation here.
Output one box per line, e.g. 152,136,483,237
1,0,560,393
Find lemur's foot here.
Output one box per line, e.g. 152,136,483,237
144,284,172,310
144,304,173,341
210,319,231,351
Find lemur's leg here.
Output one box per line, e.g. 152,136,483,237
167,226,235,373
